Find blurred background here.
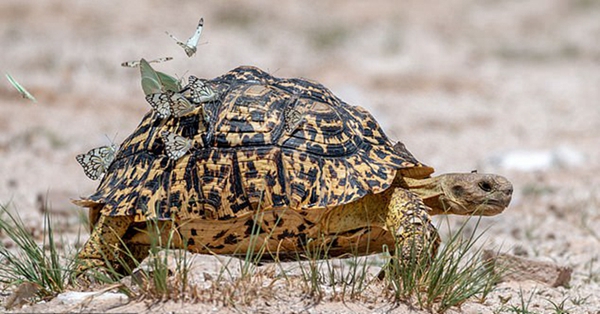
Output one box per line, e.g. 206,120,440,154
1,0,600,301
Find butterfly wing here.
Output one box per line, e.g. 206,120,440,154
170,93,195,118
150,57,173,64
186,76,218,103
96,144,117,163
161,131,192,160
76,145,116,180
76,153,104,180
166,32,184,46
140,59,163,95
201,106,211,125
283,95,306,134
122,57,173,68
183,18,204,57
139,59,181,102
166,31,193,56
284,108,304,134
146,93,172,119
121,60,141,68
156,71,182,92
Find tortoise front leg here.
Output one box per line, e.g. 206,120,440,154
385,188,440,265
76,215,135,275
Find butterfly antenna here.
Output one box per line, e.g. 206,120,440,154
175,71,190,86
104,133,119,147
268,67,281,75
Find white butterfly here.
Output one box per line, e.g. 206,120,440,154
160,131,193,160
146,92,197,119
146,93,172,119
166,18,204,57
283,95,309,134
121,57,173,68
201,106,211,125
76,144,117,180
185,75,218,103
169,92,195,118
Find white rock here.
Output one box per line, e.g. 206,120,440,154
56,291,129,305
553,145,585,168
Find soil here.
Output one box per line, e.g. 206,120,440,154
1,0,600,313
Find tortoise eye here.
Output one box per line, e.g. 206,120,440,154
478,181,493,193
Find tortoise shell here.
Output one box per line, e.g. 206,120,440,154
81,66,434,222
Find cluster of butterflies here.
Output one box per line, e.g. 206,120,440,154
76,130,193,181
77,18,212,181
143,71,217,120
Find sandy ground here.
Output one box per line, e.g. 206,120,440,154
1,0,600,313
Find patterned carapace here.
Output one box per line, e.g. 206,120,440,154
82,66,433,223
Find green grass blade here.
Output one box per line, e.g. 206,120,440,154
5,73,37,103
0,203,74,298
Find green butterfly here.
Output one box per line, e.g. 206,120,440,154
139,58,181,95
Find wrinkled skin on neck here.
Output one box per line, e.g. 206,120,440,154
401,173,513,216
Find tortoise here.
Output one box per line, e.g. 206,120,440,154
73,65,512,273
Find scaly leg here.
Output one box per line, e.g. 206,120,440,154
76,215,134,275
379,188,440,278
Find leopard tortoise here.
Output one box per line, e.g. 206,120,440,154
74,64,512,273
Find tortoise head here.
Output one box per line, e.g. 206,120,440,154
405,173,513,216
435,173,513,216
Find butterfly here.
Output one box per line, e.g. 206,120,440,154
146,91,196,119
121,57,173,68
146,92,172,119
139,58,181,96
283,95,309,134
5,73,36,103
169,92,195,118
166,18,204,57
160,131,193,160
76,144,117,180
185,75,218,103
201,105,211,125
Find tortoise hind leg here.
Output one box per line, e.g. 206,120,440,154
385,188,440,267
76,215,135,275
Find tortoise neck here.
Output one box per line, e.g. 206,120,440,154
400,176,447,215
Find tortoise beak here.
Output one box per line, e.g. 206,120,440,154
440,173,513,216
